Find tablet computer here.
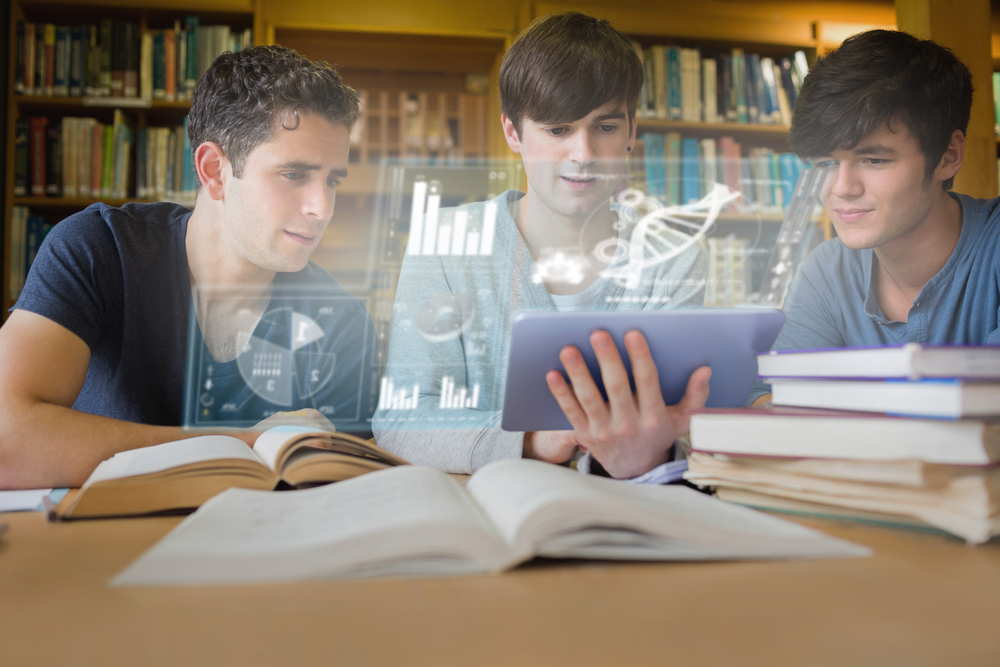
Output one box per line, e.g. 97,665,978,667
501,309,785,432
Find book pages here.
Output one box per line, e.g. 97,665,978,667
112,466,509,586
83,436,262,489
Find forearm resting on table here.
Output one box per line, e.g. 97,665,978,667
0,401,258,489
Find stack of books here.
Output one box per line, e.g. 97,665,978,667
685,344,1000,544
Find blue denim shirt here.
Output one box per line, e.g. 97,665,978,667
747,192,1000,404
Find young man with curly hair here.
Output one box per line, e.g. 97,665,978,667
0,47,376,487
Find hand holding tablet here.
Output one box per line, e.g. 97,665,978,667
503,309,785,477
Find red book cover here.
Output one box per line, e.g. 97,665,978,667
164,30,176,101
29,117,48,196
43,24,55,95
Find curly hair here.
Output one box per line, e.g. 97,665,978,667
790,30,972,189
188,45,359,184
499,12,644,135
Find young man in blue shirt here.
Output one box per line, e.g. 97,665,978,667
749,30,1000,406
0,47,376,488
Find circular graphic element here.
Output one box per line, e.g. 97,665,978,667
235,307,337,407
416,293,476,342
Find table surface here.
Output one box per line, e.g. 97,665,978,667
1,507,999,667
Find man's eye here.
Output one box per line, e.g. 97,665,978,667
327,179,341,188
546,127,567,137
813,159,838,169
597,124,618,133
865,158,888,166
283,172,304,181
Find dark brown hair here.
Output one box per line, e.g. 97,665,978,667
790,30,972,190
188,45,359,185
499,12,644,135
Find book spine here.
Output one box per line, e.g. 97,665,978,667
164,29,176,101
185,16,199,92
44,24,56,96
744,53,759,124
24,23,36,95
667,47,682,120
124,22,138,98
639,47,651,119
760,57,782,124
153,32,166,100
69,26,85,96
702,58,718,123
101,124,113,198
137,127,147,199
140,31,153,101
45,124,62,196
91,122,104,197
15,21,25,93
182,115,195,194
78,119,92,200
53,26,70,97
110,21,123,97
664,132,681,206
779,58,797,111
25,215,43,273
174,21,185,101
681,137,700,204
99,19,112,96
85,25,99,96
652,46,667,120
13,119,30,197
30,117,48,195
732,49,747,123
61,117,77,198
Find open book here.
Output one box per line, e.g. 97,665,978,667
52,426,407,520
113,459,868,586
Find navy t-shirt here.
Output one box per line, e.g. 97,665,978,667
12,202,378,432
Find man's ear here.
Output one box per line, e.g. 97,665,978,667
501,114,522,154
194,141,229,201
935,129,965,184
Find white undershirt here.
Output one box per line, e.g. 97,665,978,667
548,211,625,312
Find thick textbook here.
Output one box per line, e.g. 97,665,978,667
51,426,407,519
689,408,1000,465
112,459,867,586
687,452,999,544
768,378,1000,418
757,343,1000,380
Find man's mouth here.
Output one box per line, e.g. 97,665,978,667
832,207,873,223
561,175,597,190
284,231,318,246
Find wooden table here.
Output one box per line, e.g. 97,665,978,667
1,509,998,666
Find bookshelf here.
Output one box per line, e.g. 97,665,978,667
3,0,257,315
270,26,506,291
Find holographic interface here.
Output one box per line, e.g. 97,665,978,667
368,156,826,433
183,287,377,432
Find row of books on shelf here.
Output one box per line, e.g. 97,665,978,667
12,113,196,202
635,132,807,214
6,206,53,300
14,18,251,101
636,44,809,126
686,344,1000,545
14,113,132,200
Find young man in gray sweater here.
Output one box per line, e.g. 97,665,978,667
373,12,711,479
